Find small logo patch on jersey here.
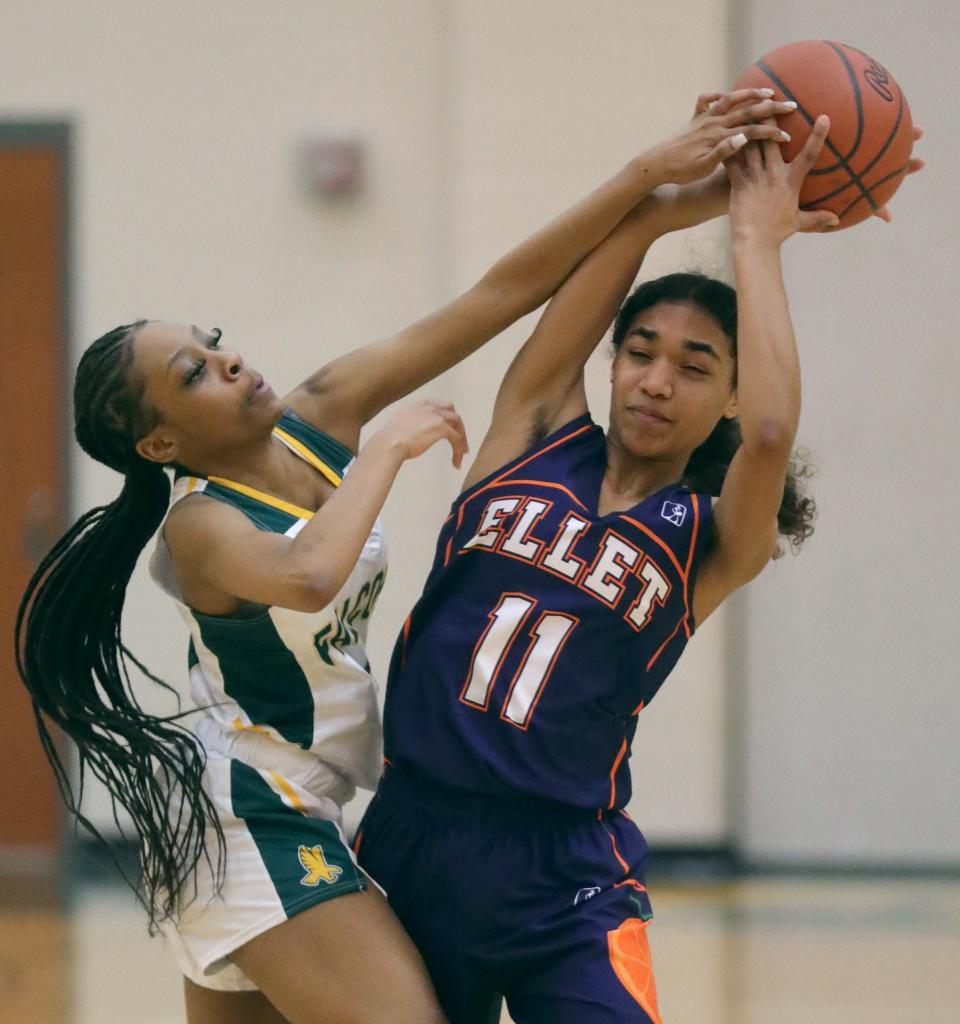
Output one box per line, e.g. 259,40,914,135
660,501,686,527
574,886,602,906
298,844,343,887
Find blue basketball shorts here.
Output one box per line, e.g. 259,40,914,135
355,769,663,1024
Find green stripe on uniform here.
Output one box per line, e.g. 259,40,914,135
202,482,301,533
195,612,315,749
279,410,354,476
229,760,364,917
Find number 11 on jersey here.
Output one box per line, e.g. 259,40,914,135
459,593,579,730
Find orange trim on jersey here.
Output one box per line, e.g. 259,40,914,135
454,422,593,530
607,738,629,810
456,479,587,542
685,493,701,578
645,615,686,671
682,493,701,636
607,918,663,1024
619,514,686,583
268,771,307,814
601,819,630,873
400,615,412,670
500,479,586,512
614,878,648,894
490,423,594,488
631,699,646,716
351,827,364,855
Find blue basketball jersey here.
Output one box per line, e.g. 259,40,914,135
381,413,714,812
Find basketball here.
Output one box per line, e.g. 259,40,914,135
734,40,914,228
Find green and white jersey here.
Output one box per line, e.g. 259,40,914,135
149,409,387,795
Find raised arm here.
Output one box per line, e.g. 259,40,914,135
692,117,839,625
289,90,795,450
458,176,725,488
166,400,467,614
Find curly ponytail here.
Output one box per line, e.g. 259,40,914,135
15,322,224,930
612,273,816,554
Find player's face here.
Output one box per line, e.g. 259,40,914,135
130,321,282,468
609,301,738,461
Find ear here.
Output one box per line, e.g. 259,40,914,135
135,428,181,465
721,388,739,420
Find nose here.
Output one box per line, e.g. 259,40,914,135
640,357,673,399
218,349,243,380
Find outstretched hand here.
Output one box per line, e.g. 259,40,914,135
727,114,839,244
372,399,469,469
644,89,797,186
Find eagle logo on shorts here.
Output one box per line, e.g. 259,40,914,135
298,844,343,887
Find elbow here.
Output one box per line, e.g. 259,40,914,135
742,418,796,460
287,573,338,614
478,265,543,317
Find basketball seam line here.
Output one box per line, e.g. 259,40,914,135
756,54,857,177
801,90,906,208
824,42,867,166
832,161,911,220
755,59,879,214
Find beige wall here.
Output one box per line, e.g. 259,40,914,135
736,1,960,863
4,1,729,843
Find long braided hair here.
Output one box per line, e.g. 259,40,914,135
612,273,816,555
15,321,225,930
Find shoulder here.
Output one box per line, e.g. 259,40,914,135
164,488,257,555
284,376,361,454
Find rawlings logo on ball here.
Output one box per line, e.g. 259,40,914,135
863,59,894,102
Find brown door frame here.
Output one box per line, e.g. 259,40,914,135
0,120,73,879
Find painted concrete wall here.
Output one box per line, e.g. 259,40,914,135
3,0,729,846
735,1,959,864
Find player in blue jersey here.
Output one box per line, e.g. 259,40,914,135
15,88,796,1024
356,115,925,1023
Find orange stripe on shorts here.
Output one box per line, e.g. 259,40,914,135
607,917,663,1024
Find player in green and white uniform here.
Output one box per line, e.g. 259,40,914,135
16,89,798,1024
149,408,389,992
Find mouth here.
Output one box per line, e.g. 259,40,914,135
248,373,270,402
627,405,671,425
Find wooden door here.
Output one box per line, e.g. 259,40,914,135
0,125,71,865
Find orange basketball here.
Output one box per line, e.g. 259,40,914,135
734,41,914,229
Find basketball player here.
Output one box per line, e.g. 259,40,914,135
355,117,925,1024
15,90,793,1024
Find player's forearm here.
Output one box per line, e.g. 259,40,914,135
283,438,403,608
480,154,673,314
731,238,801,455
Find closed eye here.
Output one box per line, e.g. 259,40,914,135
185,359,206,385
184,329,223,385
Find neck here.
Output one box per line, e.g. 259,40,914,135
186,429,293,493
600,431,688,515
